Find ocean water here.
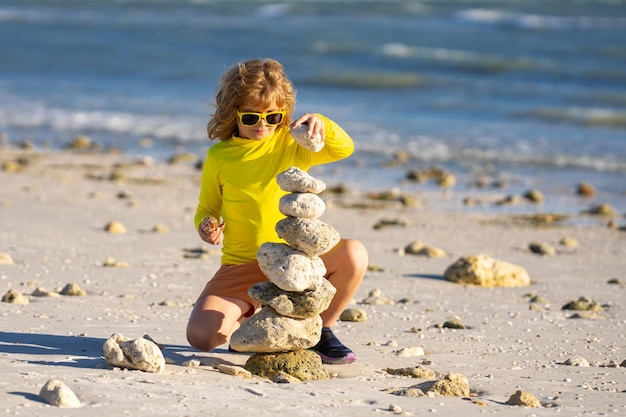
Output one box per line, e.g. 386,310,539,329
1,0,625,219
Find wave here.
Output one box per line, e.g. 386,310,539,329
0,104,205,143
303,70,428,89
355,140,626,174
456,8,626,30
524,107,626,129
381,43,551,73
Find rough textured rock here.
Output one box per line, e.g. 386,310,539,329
386,366,436,379
2,289,29,305
248,279,336,319
290,124,324,152
245,350,329,381
60,283,87,296
276,167,326,194
279,192,326,219
339,307,368,322
430,373,470,397
506,390,542,407
0,252,14,264
103,333,165,373
230,306,322,352
276,217,340,257
38,379,82,408
444,254,530,287
562,296,604,312
216,364,252,378
257,242,326,291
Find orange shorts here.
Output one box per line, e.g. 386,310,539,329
197,262,267,316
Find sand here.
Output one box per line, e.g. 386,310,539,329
1,147,624,416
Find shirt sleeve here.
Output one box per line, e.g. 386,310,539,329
194,152,223,231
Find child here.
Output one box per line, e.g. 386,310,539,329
186,58,368,364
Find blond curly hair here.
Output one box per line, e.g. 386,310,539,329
207,59,296,141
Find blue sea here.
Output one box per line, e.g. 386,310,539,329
1,0,625,219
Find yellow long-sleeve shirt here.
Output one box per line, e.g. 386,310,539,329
194,114,354,265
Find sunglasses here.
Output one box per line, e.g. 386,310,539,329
237,110,285,126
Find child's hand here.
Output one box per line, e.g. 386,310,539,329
199,216,225,245
291,114,325,141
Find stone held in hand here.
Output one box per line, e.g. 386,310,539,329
248,279,336,319
257,242,326,291
279,192,326,219
103,333,165,373
276,167,326,194
443,254,530,287
290,124,324,152
230,306,322,353
275,217,340,257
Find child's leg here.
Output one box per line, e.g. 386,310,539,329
320,238,368,326
186,294,252,352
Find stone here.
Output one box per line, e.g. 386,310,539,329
248,279,336,319
562,296,604,312
576,181,595,197
444,254,530,287
563,357,590,367
529,242,556,256
60,283,87,296
103,333,165,373
31,287,60,297
360,289,394,305
275,217,340,257
0,252,14,264
429,373,470,397
290,124,324,152
523,189,545,203
276,167,326,194
386,366,436,379
339,307,368,322
230,306,322,353
506,390,542,408
104,221,127,234
244,350,329,381
2,289,29,305
395,346,425,357
257,242,326,291
279,192,326,219
216,364,252,378
39,379,82,408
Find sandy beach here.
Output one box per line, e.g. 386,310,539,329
1,146,624,416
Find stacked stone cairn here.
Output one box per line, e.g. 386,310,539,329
230,166,340,382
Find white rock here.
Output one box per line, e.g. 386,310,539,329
230,306,322,353
39,379,82,408
279,192,326,219
103,333,165,373
290,124,324,152
276,167,326,194
275,217,340,257
257,242,326,291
